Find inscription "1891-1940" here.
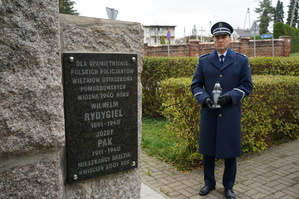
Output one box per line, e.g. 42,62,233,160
63,53,138,184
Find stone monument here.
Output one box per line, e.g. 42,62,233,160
0,1,143,198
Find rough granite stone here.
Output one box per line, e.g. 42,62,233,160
60,14,144,75
0,151,64,198
0,1,143,197
0,0,65,158
60,14,143,199
60,14,144,54
66,170,140,198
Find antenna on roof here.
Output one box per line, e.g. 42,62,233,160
243,8,251,30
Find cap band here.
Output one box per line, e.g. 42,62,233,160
213,27,231,35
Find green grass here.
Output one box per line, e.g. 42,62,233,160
141,118,175,160
142,117,202,170
290,52,299,57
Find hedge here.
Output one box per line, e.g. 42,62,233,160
142,57,197,117
274,22,299,53
159,75,299,166
142,56,299,117
249,57,299,76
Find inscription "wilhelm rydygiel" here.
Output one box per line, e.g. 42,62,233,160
63,53,138,184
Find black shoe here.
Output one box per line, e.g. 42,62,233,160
225,189,235,199
199,185,215,196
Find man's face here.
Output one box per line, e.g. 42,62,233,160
213,34,231,54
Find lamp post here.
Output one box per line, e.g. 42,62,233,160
250,20,258,57
167,30,171,57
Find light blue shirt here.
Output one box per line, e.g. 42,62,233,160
217,51,228,62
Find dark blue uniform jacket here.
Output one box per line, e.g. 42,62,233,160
191,48,253,159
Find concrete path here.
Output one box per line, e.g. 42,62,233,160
140,139,299,199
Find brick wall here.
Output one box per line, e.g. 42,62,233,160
144,36,291,57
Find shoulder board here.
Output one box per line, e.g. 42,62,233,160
236,52,247,58
200,52,211,58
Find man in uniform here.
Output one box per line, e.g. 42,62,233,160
191,22,253,199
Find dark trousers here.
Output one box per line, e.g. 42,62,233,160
203,155,237,189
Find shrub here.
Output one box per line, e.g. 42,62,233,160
159,75,299,166
241,75,299,152
142,57,197,117
249,57,299,76
274,22,299,53
159,77,201,167
142,56,299,117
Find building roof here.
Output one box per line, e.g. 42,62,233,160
234,28,260,37
143,25,176,27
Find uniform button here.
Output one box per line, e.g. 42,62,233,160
219,114,222,117
219,74,223,78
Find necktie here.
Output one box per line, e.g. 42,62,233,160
220,55,224,66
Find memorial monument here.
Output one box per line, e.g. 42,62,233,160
0,1,143,198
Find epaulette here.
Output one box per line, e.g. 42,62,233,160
236,52,247,58
200,52,211,58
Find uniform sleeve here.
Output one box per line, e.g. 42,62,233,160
227,57,253,104
191,58,210,105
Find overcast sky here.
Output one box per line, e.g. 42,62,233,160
73,0,291,38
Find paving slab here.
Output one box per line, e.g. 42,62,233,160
140,140,299,199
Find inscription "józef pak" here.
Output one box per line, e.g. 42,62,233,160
63,53,138,184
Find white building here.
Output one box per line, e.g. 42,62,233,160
143,25,176,46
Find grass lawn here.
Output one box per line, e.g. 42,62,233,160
290,52,299,57
141,118,175,161
142,117,202,170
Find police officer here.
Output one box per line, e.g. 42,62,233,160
191,22,253,199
